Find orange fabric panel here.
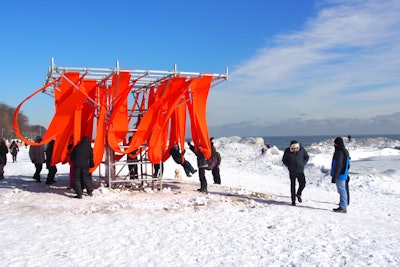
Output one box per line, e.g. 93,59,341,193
80,80,98,138
89,85,107,173
187,76,213,159
124,80,169,155
107,72,132,153
148,77,188,163
13,77,61,146
50,73,85,165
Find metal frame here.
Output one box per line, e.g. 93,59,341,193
44,57,228,189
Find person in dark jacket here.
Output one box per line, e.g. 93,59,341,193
169,143,196,177
71,136,94,199
330,137,350,213
9,140,19,162
45,140,57,185
282,140,309,206
188,141,209,193
0,139,8,179
210,138,221,184
29,136,45,182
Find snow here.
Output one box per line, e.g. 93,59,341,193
1,136,400,266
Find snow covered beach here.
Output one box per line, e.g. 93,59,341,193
1,136,400,266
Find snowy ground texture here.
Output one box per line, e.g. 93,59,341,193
1,136,400,266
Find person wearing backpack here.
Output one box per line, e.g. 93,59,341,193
210,138,221,184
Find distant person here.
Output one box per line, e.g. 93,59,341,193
331,137,351,213
169,143,197,177
9,140,19,162
187,141,209,193
66,136,74,189
210,138,221,184
347,135,352,142
0,139,8,180
282,140,309,206
29,136,45,183
127,136,139,180
71,136,94,199
45,140,57,185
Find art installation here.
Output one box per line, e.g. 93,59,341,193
13,58,228,187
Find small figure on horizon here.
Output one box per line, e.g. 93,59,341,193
0,139,8,180
29,136,45,183
9,140,19,162
347,135,352,142
282,140,309,206
331,137,351,214
169,143,197,177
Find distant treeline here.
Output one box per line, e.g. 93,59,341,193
0,101,46,141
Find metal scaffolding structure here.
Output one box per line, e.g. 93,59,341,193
43,58,228,189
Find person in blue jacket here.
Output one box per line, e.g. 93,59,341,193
331,137,350,213
282,140,309,206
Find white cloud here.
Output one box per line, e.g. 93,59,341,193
208,0,400,136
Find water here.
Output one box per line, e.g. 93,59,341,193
261,134,400,150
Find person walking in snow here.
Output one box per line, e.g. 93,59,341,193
9,140,19,162
0,139,8,179
45,140,57,185
29,136,46,183
282,140,309,206
331,137,351,213
70,136,94,199
169,143,197,177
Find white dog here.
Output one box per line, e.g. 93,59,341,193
174,169,182,182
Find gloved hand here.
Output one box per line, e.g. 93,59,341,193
331,177,337,183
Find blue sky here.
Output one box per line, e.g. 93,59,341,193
1,0,399,137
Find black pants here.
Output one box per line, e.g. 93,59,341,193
182,160,195,176
73,168,93,196
128,162,138,179
289,172,306,203
33,163,43,180
46,166,57,183
198,168,207,190
212,166,221,184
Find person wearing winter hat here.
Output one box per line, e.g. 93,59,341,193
282,140,310,206
331,137,351,213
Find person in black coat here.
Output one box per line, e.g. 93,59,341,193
187,141,209,193
330,137,350,213
210,138,221,184
282,140,309,206
45,140,57,185
169,143,196,177
70,136,94,198
0,139,8,180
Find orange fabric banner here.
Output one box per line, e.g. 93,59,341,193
187,76,213,159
